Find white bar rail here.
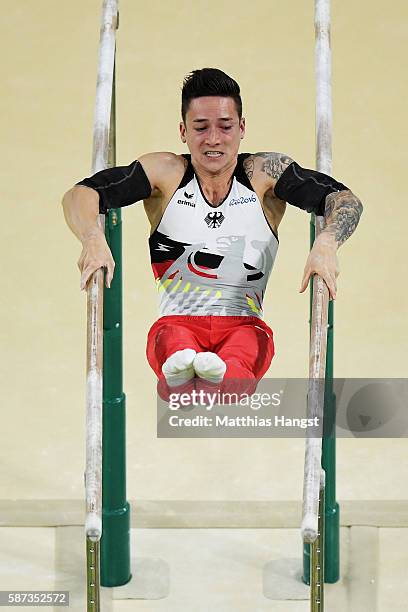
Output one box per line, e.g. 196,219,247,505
85,0,119,543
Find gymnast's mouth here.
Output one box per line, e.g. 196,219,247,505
204,151,223,157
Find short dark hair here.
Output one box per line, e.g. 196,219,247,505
181,68,242,121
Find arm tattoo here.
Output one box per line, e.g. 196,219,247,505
255,152,294,180
243,157,254,180
323,190,363,246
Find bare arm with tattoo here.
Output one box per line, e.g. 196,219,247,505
258,151,295,180
299,189,363,299
322,189,363,247
248,152,363,299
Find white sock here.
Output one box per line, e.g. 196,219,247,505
193,352,226,383
162,348,197,387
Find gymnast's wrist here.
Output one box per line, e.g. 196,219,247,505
81,227,106,245
314,231,338,251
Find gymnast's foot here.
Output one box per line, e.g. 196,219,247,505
193,352,226,384
162,348,197,387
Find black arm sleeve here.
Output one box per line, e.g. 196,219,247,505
75,159,152,214
274,161,349,216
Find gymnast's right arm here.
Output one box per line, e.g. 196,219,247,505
62,157,153,291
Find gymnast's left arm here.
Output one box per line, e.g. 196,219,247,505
268,156,363,300
298,188,363,300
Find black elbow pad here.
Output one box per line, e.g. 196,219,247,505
274,161,349,216
76,159,152,214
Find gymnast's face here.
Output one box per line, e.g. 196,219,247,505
180,96,245,173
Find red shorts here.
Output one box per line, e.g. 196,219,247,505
146,315,275,401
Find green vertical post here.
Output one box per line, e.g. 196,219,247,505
303,216,340,585
100,58,132,587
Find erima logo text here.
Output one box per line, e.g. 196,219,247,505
229,195,256,206
177,199,195,207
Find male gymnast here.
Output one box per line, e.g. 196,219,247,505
62,68,363,401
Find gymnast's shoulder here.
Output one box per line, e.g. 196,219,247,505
138,152,187,199
243,151,294,195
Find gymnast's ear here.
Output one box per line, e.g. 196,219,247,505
240,116,246,139
179,121,187,143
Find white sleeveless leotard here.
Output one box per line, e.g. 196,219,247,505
149,153,279,318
